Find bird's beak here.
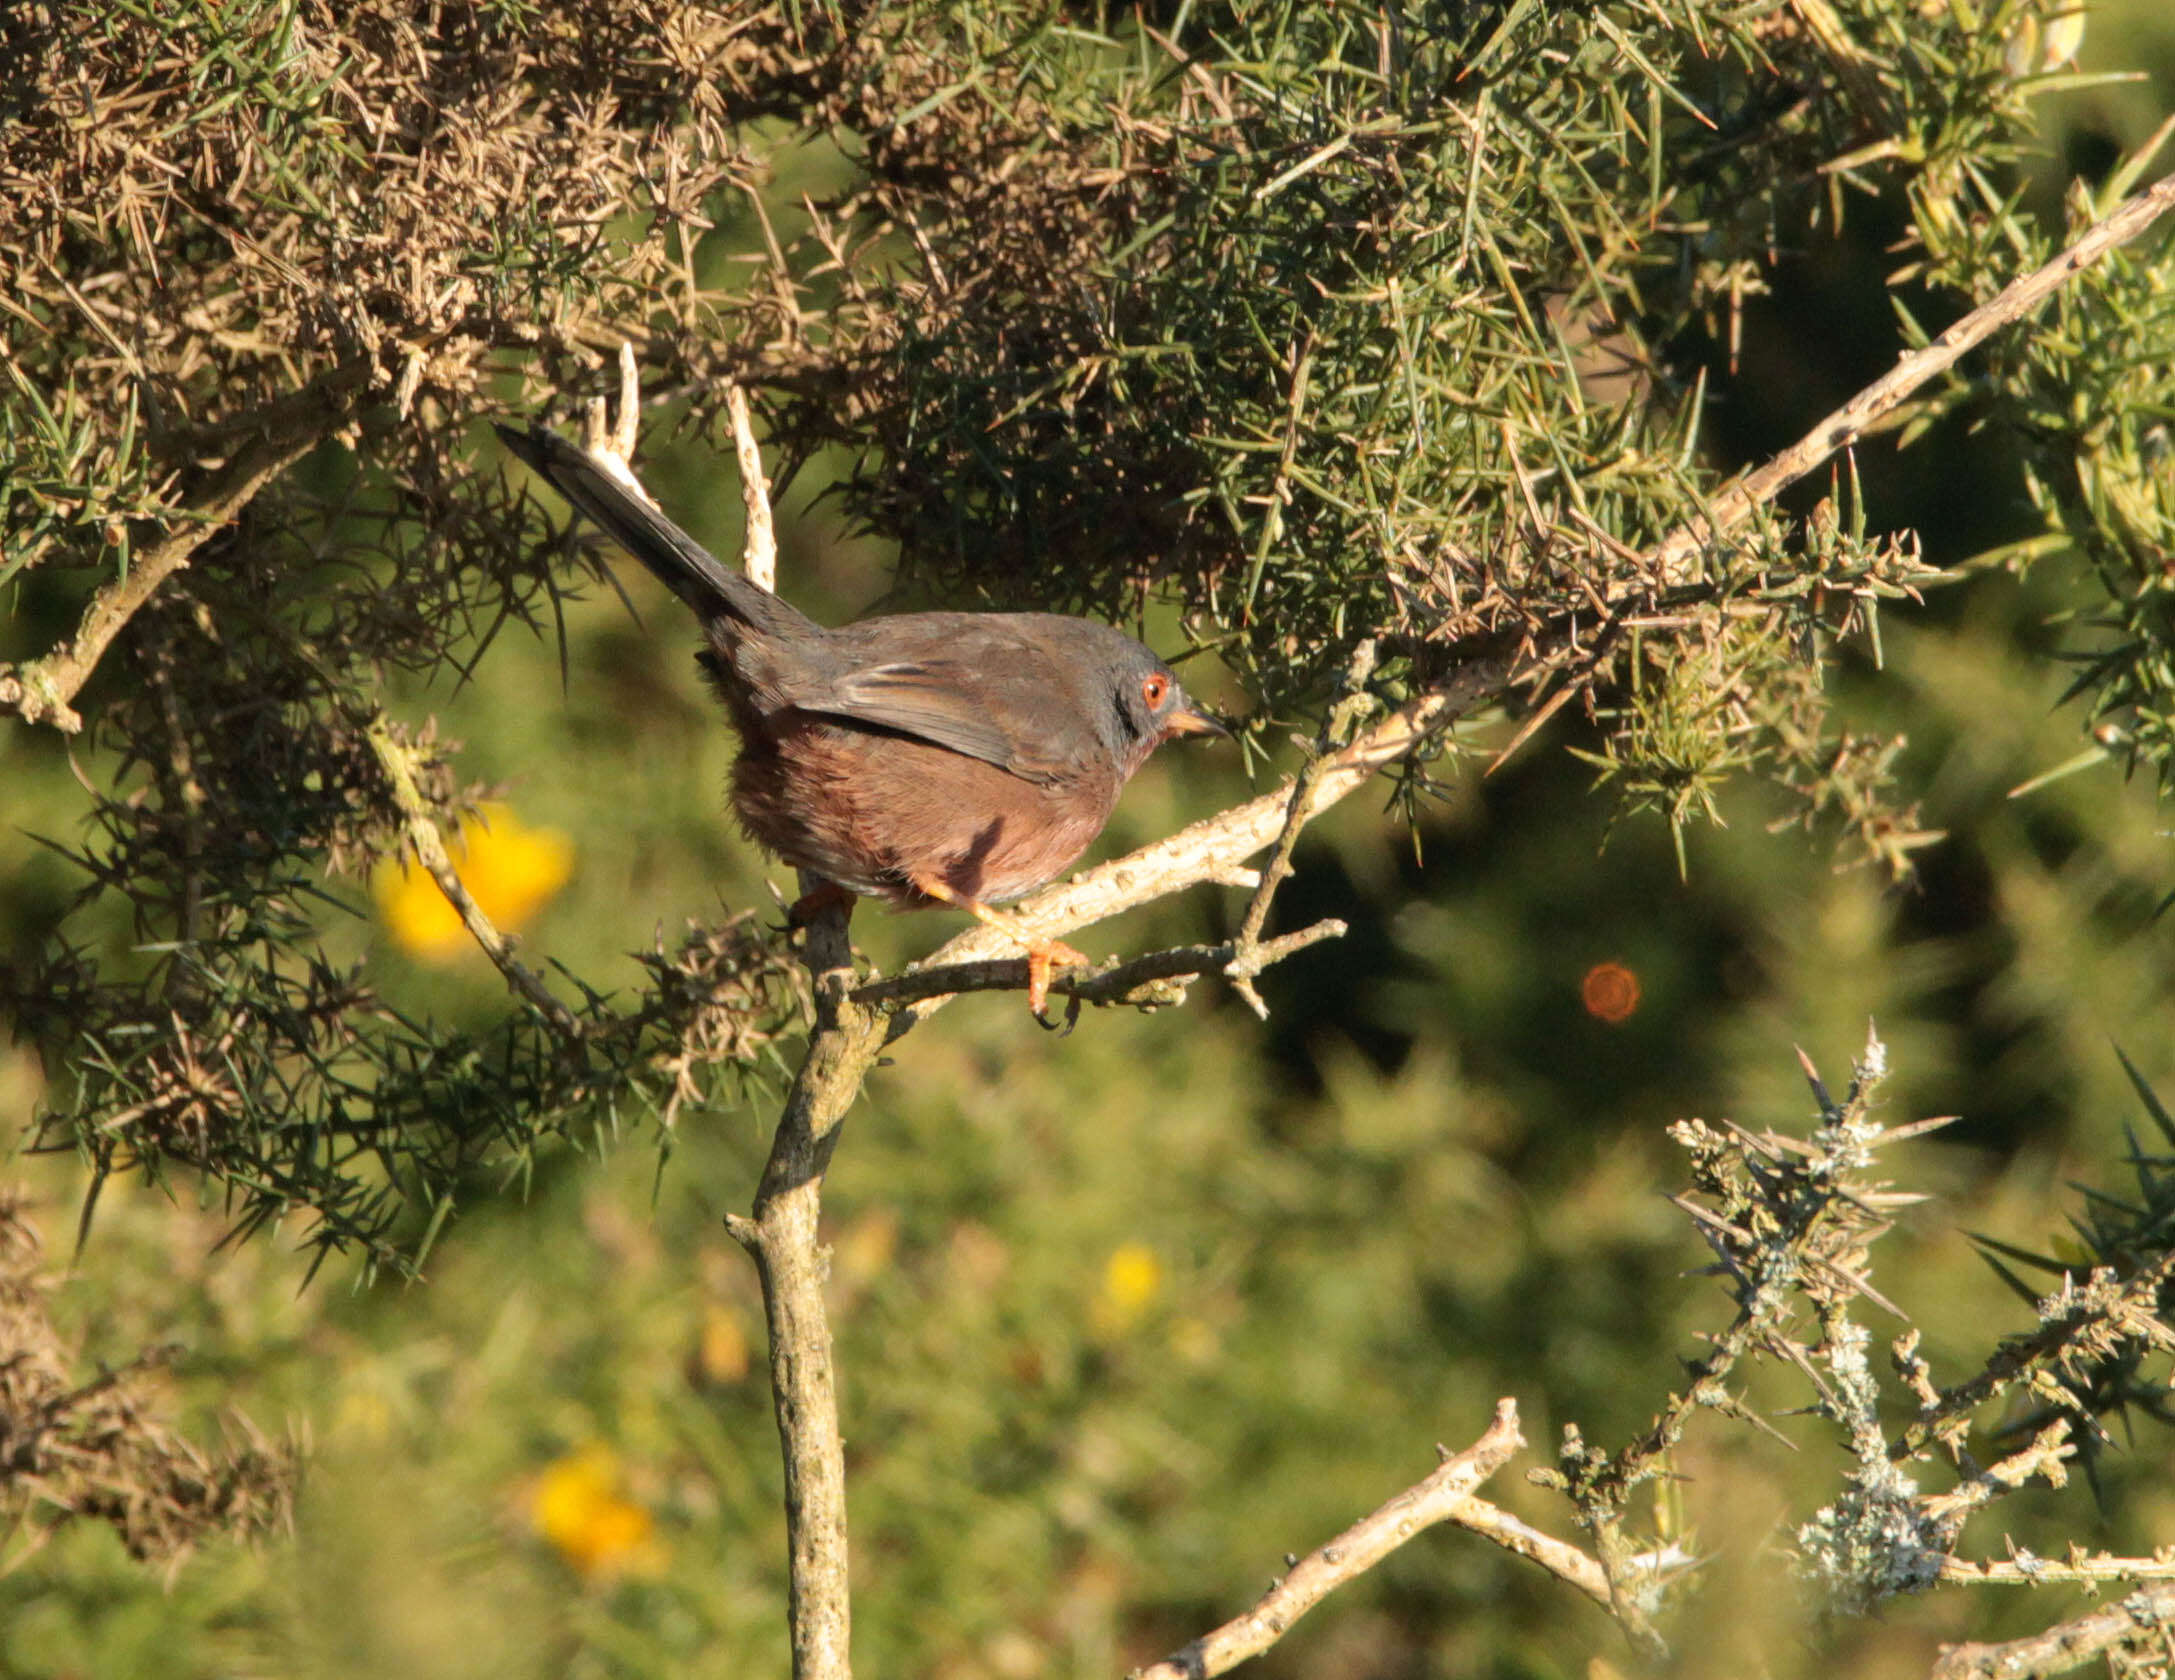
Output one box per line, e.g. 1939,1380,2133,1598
1162,703,1230,741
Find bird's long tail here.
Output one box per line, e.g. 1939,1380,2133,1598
495,422,815,641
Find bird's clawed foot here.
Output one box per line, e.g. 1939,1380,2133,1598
1022,935,1091,1021
908,873,1088,1018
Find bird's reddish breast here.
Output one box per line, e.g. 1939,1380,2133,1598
732,713,1122,904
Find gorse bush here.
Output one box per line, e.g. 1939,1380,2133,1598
6,1,2175,1675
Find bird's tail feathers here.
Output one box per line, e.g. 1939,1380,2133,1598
495,423,812,641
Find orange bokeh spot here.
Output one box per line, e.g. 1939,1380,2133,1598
1581,961,1641,1024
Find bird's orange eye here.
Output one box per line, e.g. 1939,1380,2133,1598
1141,673,1169,708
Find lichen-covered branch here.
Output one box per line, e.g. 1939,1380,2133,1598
724,903,879,1680
1930,1582,2175,1680
1890,1250,2175,1467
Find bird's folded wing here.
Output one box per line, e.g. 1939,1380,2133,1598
790,663,1072,786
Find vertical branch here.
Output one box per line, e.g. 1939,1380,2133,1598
1224,637,1379,1017
695,372,870,1680
725,911,886,1680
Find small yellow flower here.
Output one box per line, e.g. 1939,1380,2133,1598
530,1443,662,1580
375,802,573,962
1090,1242,1163,1338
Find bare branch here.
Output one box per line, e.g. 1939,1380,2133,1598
1,422,331,733
1931,1582,2175,1680
849,919,1347,1014
1644,169,2175,584
1940,1552,2175,1588
1440,1494,1618,1611
725,379,778,592
1225,638,1378,1018
1130,1400,1529,1680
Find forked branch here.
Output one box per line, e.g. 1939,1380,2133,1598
1130,1401,1534,1680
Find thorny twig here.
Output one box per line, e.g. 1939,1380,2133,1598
1,415,345,733
1223,638,1379,1019
1890,1250,2175,1467
363,715,580,1040
1529,1017,2175,1667
1940,1549,2175,1588
1642,169,2175,587
1473,169,2175,772
850,919,1348,1019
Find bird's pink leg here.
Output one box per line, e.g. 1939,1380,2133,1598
908,873,1088,1016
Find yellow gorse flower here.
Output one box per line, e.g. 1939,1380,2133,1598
530,1443,662,1580
375,802,572,962
1090,1242,1163,1337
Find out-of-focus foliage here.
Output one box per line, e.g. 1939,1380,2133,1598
0,1189,297,1566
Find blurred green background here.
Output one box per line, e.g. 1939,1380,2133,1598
8,6,2175,1677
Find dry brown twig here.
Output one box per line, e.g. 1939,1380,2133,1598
0,1191,296,1564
